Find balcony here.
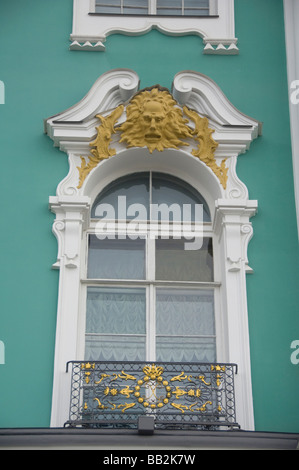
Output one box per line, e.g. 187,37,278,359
65,361,240,430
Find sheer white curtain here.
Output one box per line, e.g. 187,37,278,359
85,287,147,361
85,286,215,362
156,288,216,362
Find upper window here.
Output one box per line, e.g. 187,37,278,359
70,0,238,55
94,0,211,16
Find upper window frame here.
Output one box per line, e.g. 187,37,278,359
70,0,238,54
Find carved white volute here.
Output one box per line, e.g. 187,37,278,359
46,69,262,430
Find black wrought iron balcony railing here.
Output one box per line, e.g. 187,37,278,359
65,361,240,430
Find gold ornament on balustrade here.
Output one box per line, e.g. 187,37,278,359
81,363,225,415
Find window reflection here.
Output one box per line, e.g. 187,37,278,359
155,237,213,281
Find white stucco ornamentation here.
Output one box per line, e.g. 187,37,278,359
46,69,261,430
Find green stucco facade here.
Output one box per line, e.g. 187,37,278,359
0,0,298,432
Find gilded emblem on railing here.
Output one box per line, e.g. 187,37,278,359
76,86,228,190
80,363,228,415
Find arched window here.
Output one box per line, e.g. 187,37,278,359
47,70,261,430
83,172,217,363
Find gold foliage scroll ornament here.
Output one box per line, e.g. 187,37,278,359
77,86,228,189
183,107,228,190
77,105,124,189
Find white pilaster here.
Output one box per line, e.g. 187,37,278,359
49,196,90,427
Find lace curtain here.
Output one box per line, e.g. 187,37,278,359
85,287,215,362
156,288,215,362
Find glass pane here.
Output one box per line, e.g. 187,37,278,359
155,237,213,281
91,173,149,220
88,235,146,279
123,0,148,14
95,0,121,14
91,172,210,222
157,0,182,6
156,288,216,362
152,173,210,222
157,0,182,15
184,0,209,15
85,287,146,361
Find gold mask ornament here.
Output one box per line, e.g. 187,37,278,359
77,86,228,189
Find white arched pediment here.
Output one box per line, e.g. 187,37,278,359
46,69,261,204
46,69,262,431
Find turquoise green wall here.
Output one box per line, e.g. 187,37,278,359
0,0,298,432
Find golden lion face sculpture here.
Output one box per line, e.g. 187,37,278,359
76,86,228,190
118,87,193,153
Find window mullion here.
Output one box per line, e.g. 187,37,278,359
209,0,218,15
147,284,156,361
150,0,157,15
146,170,156,361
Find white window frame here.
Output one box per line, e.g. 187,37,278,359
70,0,238,54
46,69,262,431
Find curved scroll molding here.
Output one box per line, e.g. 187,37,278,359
44,69,140,148
172,71,262,136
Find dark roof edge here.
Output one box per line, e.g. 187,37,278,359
0,428,298,450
